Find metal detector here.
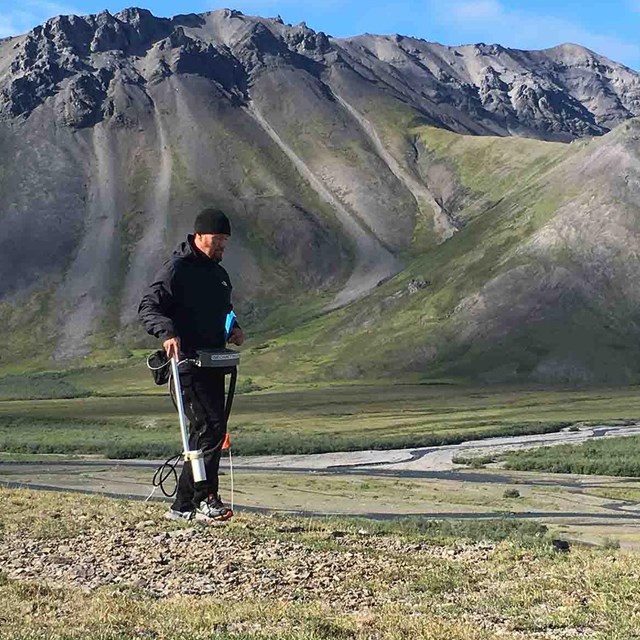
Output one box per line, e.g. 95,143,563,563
170,349,240,486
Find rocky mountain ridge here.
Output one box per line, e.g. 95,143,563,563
2,8,639,139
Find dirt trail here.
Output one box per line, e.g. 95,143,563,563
332,91,458,242
243,101,401,309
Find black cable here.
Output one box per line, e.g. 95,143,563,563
225,367,237,424
151,436,230,498
151,453,182,497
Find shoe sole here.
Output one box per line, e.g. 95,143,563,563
194,509,234,524
164,510,193,521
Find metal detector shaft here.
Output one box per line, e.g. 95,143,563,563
171,356,190,454
170,356,206,483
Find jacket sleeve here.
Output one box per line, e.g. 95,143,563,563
138,262,178,342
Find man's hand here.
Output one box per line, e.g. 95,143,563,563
228,327,245,346
163,336,181,359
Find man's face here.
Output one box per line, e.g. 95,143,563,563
195,233,229,260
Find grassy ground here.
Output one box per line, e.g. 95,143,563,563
2,488,640,639
495,436,640,477
2,382,640,457
6,456,640,547
236,124,594,386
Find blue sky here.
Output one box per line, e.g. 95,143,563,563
2,0,640,69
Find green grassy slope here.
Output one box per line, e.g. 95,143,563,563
241,120,640,385
241,126,578,383
3,116,639,385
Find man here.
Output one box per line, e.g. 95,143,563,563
138,208,244,522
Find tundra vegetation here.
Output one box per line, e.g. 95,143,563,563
2,11,640,636
2,363,640,456
472,436,640,478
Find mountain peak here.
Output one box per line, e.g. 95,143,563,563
114,7,156,22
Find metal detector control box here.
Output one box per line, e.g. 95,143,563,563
195,349,240,368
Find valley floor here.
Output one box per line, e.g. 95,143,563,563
3,381,640,457
4,420,640,549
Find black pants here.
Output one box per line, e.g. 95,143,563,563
170,365,227,512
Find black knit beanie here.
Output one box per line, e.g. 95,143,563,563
194,208,231,235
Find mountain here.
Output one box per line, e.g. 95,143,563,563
248,120,640,384
1,7,639,382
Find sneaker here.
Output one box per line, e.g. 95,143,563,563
195,495,233,522
164,508,194,521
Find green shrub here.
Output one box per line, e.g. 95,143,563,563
502,436,640,477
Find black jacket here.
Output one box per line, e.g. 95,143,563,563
138,235,236,353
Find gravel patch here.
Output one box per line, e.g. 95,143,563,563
0,519,495,609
